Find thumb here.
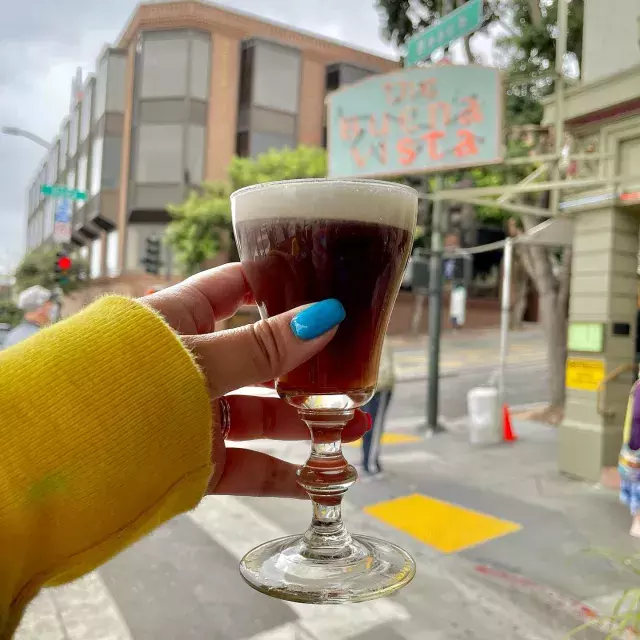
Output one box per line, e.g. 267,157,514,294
183,299,346,398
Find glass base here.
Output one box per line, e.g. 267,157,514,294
239,533,416,604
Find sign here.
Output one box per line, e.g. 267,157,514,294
326,65,503,179
53,199,72,243
567,322,604,353
41,184,87,201
406,0,484,66
566,358,605,392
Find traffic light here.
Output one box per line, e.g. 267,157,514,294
141,236,162,275
55,251,72,286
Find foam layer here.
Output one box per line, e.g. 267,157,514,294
231,179,418,232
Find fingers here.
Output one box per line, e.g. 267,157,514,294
209,448,307,499
144,263,254,335
224,395,370,442
184,300,346,397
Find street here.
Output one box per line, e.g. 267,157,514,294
16,335,635,640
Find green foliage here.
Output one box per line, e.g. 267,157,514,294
166,146,328,274
14,247,88,295
0,300,21,328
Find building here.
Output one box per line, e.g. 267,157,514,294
542,0,640,481
25,0,397,295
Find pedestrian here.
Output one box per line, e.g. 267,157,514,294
618,381,640,536
0,263,370,637
362,338,395,475
2,285,54,349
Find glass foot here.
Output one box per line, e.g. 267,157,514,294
239,533,416,604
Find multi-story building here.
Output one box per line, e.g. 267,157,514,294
25,0,397,291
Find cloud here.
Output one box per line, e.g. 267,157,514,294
0,0,396,272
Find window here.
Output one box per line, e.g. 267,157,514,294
106,54,127,112
77,154,88,206
69,106,80,157
239,47,254,108
136,124,182,182
141,35,188,98
106,230,119,277
90,238,102,279
251,131,295,157
236,131,249,157
80,82,93,141
67,168,76,191
190,35,211,100
49,144,59,184
103,137,122,189
45,197,54,238
59,125,68,172
326,67,340,92
94,58,108,122
252,44,301,114
187,125,205,184
90,137,103,196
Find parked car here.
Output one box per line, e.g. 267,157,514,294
0,323,12,348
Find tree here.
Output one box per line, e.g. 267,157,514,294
166,146,327,274
14,247,88,295
0,300,21,328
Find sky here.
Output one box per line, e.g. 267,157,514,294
0,0,496,273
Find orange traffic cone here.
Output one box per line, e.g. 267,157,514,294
502,404,517,442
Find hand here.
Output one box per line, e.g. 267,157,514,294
143,264,370,500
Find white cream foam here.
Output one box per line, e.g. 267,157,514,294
231,179,418,232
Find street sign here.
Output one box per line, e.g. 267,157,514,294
326,64,503,178
53,199,72,243
40,184,87,201
406,0,484,66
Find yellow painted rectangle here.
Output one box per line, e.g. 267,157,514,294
365,493,521,554
566,358,605,392
346,433,422,448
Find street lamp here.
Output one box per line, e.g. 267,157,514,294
1,126,50,150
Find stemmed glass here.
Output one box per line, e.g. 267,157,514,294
231,178,418,604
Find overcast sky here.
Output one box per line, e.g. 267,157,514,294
0,0,495,273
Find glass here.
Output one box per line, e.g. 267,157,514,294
231,178,418,604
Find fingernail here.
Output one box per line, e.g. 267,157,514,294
290,299,346,341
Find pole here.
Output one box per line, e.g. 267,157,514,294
550,0,568,215
1,126,50,150
498,239,514,404
427,173,445,433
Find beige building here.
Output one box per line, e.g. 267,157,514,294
25,0,397,306
543,0,640,481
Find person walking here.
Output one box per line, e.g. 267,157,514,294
362,338,395,475
619,380,640,536
2,285,54,349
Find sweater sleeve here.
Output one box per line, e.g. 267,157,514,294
0,296,213,638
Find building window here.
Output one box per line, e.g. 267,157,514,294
326,67,340,92
136,124,182,183
80,82,93,142
239,46,254,108
106,230,119,277
140,34,189,99
252,44,301,115
90,137,103,196
67,168,76,191
59,124,68,172
69,106,80,157
187,124,205,184
251,131,295,157
49,144,59,184
103,136,122,189
90,238,102,279
190,34,211,100
94,57,108,123
77,154,88,205
106,54,127,112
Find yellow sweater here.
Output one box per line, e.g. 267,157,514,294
0,296,212,638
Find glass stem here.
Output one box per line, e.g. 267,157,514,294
296,409,357,559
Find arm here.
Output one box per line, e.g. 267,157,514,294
0,296,212,637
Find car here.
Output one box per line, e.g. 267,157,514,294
0,323,12,348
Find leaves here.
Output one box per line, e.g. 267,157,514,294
14,247,88,295
165,146,328,275
0,300,21,328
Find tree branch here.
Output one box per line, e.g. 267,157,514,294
526,0,543,28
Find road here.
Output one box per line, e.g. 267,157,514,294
19,350,627,640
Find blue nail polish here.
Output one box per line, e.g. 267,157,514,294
291,299,346,341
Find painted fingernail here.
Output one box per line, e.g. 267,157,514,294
290,299,346,341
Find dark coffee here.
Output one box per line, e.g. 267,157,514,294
235,218,412,400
